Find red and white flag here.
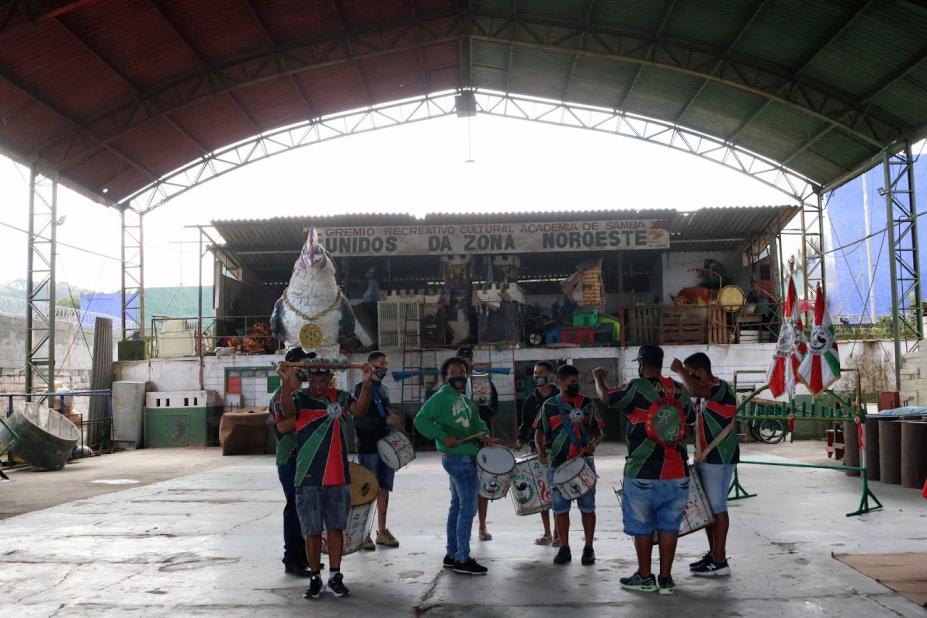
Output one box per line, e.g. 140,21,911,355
799,284,841,394
768,277,805,398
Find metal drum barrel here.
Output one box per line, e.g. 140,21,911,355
5,402,80,470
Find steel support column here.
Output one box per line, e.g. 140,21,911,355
120,207,144,340
24,166,58,399
798,193,826,301
883,144,923,391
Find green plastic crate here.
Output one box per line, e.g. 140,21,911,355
572,310,599,327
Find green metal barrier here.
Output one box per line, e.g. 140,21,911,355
725,380,883,517
730,459,883,517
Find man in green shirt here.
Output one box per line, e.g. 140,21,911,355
414,356,494,576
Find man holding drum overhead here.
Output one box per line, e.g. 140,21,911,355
353,351,404,550
414,356,495,576
595,345,694,596
535,364,604,567
277,354,373,600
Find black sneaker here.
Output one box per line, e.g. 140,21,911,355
691,558,731,578
581,545,595,565
658,575,676,595
328,572,350,597
553,546,572,565
303,575,323,599
689,552,712,570
443,554,456,569
284,561,311,578
619,571,657,592
452,558,488,575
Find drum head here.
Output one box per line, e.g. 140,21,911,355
552,457,585,484
377,439,401,469
348,462,379,507
477,446,515,474
644,397,686,447
718,285,746,312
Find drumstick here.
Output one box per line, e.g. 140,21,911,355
459,433,488,443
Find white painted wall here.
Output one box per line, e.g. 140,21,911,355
660,250,750,303
118,342,897,407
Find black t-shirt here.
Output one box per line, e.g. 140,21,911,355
352,381,391,454
518,387,557,446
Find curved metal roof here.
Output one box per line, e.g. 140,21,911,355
2,0,926,208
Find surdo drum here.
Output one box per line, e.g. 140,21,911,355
469,373,492,407
510,452,552,515
377,430,415,470
323,462,379,556
552,457,597,500
476,446,515,500
680,469,715,536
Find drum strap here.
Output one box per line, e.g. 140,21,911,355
694,407,735,462
554,395,581,448
372,383,387,417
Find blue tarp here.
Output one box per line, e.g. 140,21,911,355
824,152,927,324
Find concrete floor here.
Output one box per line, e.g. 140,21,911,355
1,443,925,617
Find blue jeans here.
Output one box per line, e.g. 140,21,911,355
622,476,690,537
276,460,305,564
358,452,396,492
442,455,479,563
695,462,736,514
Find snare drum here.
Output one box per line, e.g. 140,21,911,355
510,453,551,515
679,469,714,536
325,462,379,556
476,446,515,500
552,457,597,500
377,430,415,470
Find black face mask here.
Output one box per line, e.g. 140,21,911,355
534,376,550,387
448,376,468,392
565,383,581,397
373,367,388,381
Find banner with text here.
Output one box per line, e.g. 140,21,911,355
319,219,670,256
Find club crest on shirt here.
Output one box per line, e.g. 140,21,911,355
326,402,344,419
569,407,584,424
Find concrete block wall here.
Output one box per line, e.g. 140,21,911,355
0,314,109,393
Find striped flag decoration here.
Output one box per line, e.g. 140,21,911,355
768,277,805,398
799,284,841,394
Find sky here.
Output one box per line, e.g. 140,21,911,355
0,113,788,292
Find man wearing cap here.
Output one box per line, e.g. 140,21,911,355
456,346,499,542
278,352,373,600
594,345,694,596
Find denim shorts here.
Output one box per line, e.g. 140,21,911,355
621,476,689,536
358,452,395,492
548,458,596,516
695,462,735,514
295,484,351,537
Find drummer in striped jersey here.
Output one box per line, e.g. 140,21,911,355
594,345,694,595
671,352,738,578
535,364,604,567
277,356,373,600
